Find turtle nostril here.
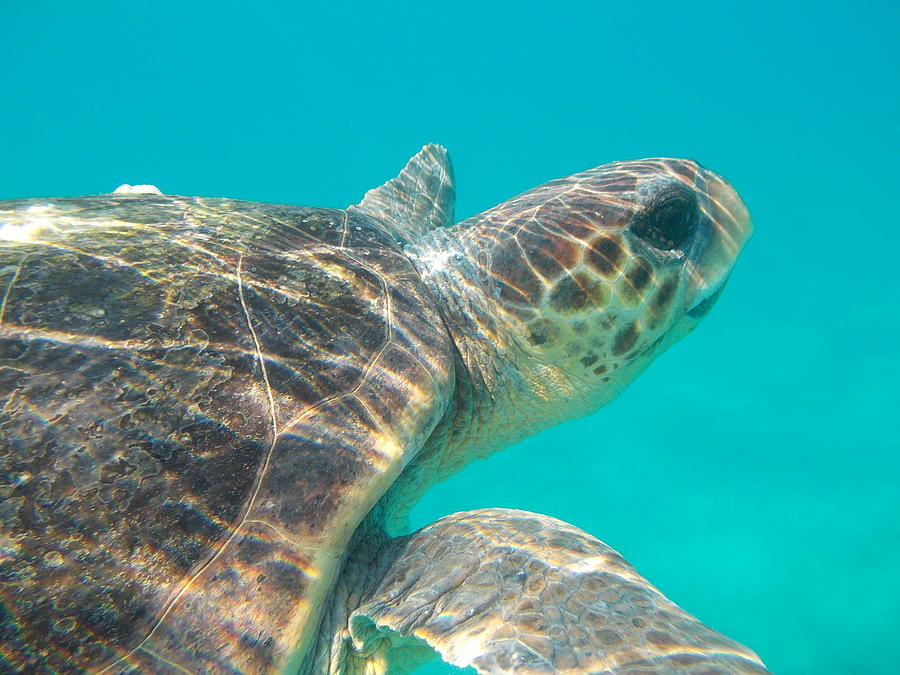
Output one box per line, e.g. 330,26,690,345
631,181,699,251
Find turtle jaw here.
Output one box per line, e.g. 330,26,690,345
686,278,728,319
404,158,753,486
682,167,752,314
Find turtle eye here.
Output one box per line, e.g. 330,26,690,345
631,181,699,251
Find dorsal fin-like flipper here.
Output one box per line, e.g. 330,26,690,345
350,144,455,243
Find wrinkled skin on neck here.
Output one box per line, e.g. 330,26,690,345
308,157,753,673
388,158,751,523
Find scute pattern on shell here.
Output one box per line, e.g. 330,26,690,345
0,195,453,673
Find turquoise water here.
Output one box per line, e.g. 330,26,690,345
2,2,897,674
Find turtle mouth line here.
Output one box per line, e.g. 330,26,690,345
687,279,727,319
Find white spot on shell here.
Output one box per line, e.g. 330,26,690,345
112,184,163,195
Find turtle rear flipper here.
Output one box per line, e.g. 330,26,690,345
350,144,455,243
343,509,770,674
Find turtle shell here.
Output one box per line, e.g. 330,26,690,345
0,194,453,673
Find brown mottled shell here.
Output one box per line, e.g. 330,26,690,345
0,195,453,673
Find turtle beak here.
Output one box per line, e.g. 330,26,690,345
684,168,752,315
687,278,728,319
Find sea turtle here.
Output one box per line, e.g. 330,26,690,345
0,145,765,674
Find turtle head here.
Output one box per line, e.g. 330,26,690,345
419,158,751,447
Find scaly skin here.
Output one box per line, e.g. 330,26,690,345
352,509,770,675
318,154,759,675
385,158,750,520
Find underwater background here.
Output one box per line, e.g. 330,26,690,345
2,1,897,673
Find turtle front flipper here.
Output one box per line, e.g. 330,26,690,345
342,509,771,675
